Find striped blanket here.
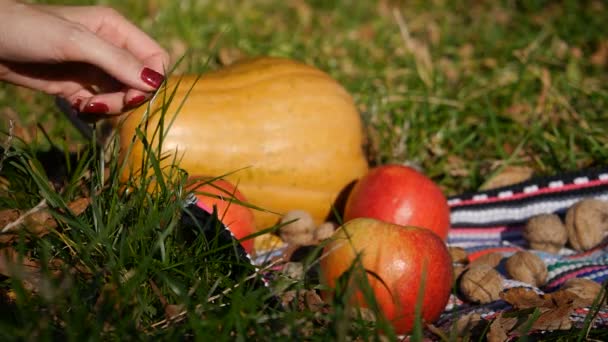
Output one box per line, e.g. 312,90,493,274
248,166,608,332
440,166,608,329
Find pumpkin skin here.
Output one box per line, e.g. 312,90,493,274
118,57,369,229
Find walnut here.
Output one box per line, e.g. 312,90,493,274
565,199,608,251
504,251,547,287
561,278,605,307
279,210,316,246
453,264,466,285
314,222,336,242
282,262,305,280
469,252,504,268
459,265,504,303
523,213,568,253
448,246,469,264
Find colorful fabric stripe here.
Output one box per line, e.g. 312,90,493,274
442,166,608,330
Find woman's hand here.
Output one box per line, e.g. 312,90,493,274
0,1,170,115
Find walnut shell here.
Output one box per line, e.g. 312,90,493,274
469,252,504,268
565,199,608,251
459,265,504,303
561,278,605,307
448,246,469,264
282,262,305,280
453,264,466,285
523,213,568,253
279,210,316,246
504,251,547,287
314,222,336,241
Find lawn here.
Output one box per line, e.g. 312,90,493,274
1,0,607,340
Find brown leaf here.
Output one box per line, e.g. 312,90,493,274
0,247,45,291
165,304,185,320
501,287,548,309
501,287,578,332
480,166,534,190
1,107,35,144
454,312,488,337
590,40,608,67
0,197,91,242
304,290,325,312
504,103,533,124
446,155,469,177
218,47,247,67
67,197,92,216
0,209,20,229
488,312,518,342
532,307,572,331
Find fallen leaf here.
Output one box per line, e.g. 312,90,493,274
0,209,20,229
0,197,91,242
501,287,578,332
304,290,325,312
562,278,606,307
488,312,518,342
532,306,572,331
446,155,469,177
501,287,546,309
218,47,247,67
480,166,534,190
590,40,608,67
504,103,533,124
453,312,487,337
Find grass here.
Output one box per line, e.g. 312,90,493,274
1,0,608,340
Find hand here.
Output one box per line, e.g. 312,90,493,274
0,1,170,116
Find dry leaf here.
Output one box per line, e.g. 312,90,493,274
488,312,518,342
590,40,608,67
532,306,572,331
218,47,247,67
289,0,312,28
1,107,35,144
0,247,47,291
504,103,533,124
562,278,605,307
501,287,579,332
0,209,20,229
480,166,534,190
0,197,91,242
304,290,325,312
446,155,469,177
501,287,549,309
453,312,487,337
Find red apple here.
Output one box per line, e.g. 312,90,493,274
191,179,256,254
320,217,453,334
344,164,450,240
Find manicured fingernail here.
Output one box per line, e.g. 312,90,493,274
81,102,109,114
140,67,164,89
71,99,82,111
125,95,147,108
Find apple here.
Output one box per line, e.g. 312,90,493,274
191,179,256,254
344,164,450,240
320,217,453,334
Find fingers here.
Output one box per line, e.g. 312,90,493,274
0,3,169,115
36,5,170,93
0,61,146,115
58,26,165,93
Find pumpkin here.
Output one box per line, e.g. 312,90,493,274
118,57,369,229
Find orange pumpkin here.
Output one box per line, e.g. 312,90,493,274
118,57,369,229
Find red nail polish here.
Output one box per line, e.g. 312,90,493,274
125,95,147,108
81,102,109,114
71,99,82,111
140,67,164,89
